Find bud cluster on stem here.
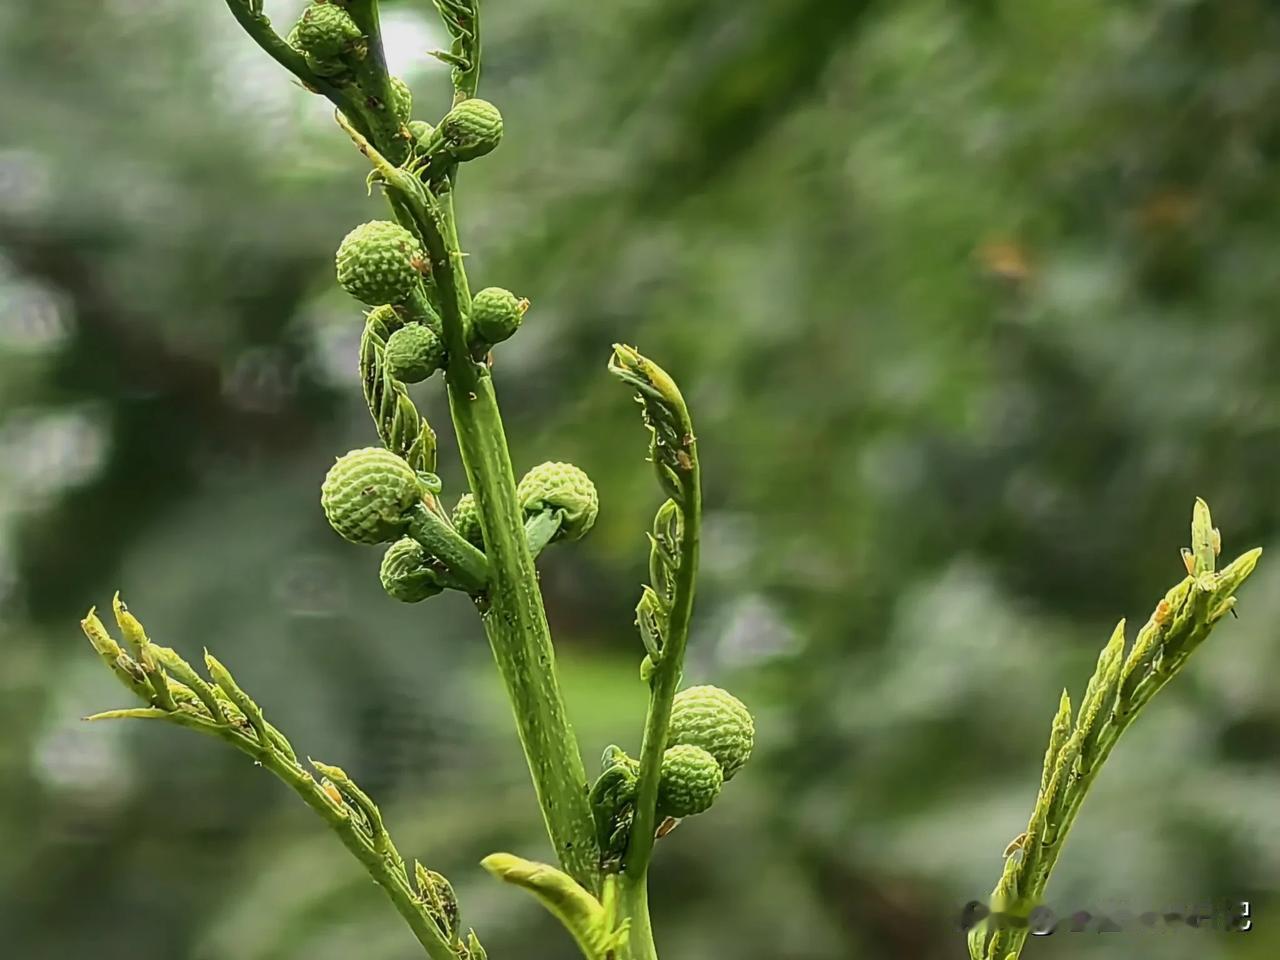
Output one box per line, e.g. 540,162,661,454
79,4,757,960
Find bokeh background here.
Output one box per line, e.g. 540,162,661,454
3,0,1280,957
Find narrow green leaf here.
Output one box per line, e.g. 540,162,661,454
84,707,170,722
1190,497,1216,578
1038,689,1072,799
204,651,272,748
149,645,226,722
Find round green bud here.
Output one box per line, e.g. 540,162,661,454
383,323,444,383
290,2,362,62
379,538,443,603
389,75,413,126
451,493,484,548
408,119,434,148
439,98,503,161
336,220,425,306
656,744,723,819
471,287,526,345
321,447,421,544
666,685,754,781
516,461,598,541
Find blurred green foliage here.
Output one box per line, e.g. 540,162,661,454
3,0,1280,957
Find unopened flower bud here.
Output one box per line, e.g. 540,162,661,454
666,685,754,781
438,98,503,161
288,3,364,75
471,287,527,345
379,538,444,602
336,220,425,306
321,447,421,544
516,461,598,541
384,323,445,383
389,75,413,126
451,493,484,548
656,744,723,819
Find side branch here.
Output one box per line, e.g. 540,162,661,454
969,500,1261,960
81,597,465,959
610,346,703,879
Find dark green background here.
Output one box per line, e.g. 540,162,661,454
2,1,1278,957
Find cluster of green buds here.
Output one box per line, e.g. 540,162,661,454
320,447,600,601
84,2,759,956
591,684,754,867
321,447,489,597
311,52,590,619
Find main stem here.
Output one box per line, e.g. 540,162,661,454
427,186,601,893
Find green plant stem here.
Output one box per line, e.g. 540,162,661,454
418,183,602,891
989,639,1231,959
345,0,410,161
625,490,701,878
451,1,482,104
616,876,657,960
406,503,491,591
612,500,698,960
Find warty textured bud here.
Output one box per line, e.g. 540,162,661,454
656,744,723,819
665,685,754,781
321,447,422,544
336,220,425,306
471,287,526,345
516,461,598,541
389,75,413,126
379,538,444,602
451,493,484,548
384,323,445,383
288,3,363,72
438,98,503,161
